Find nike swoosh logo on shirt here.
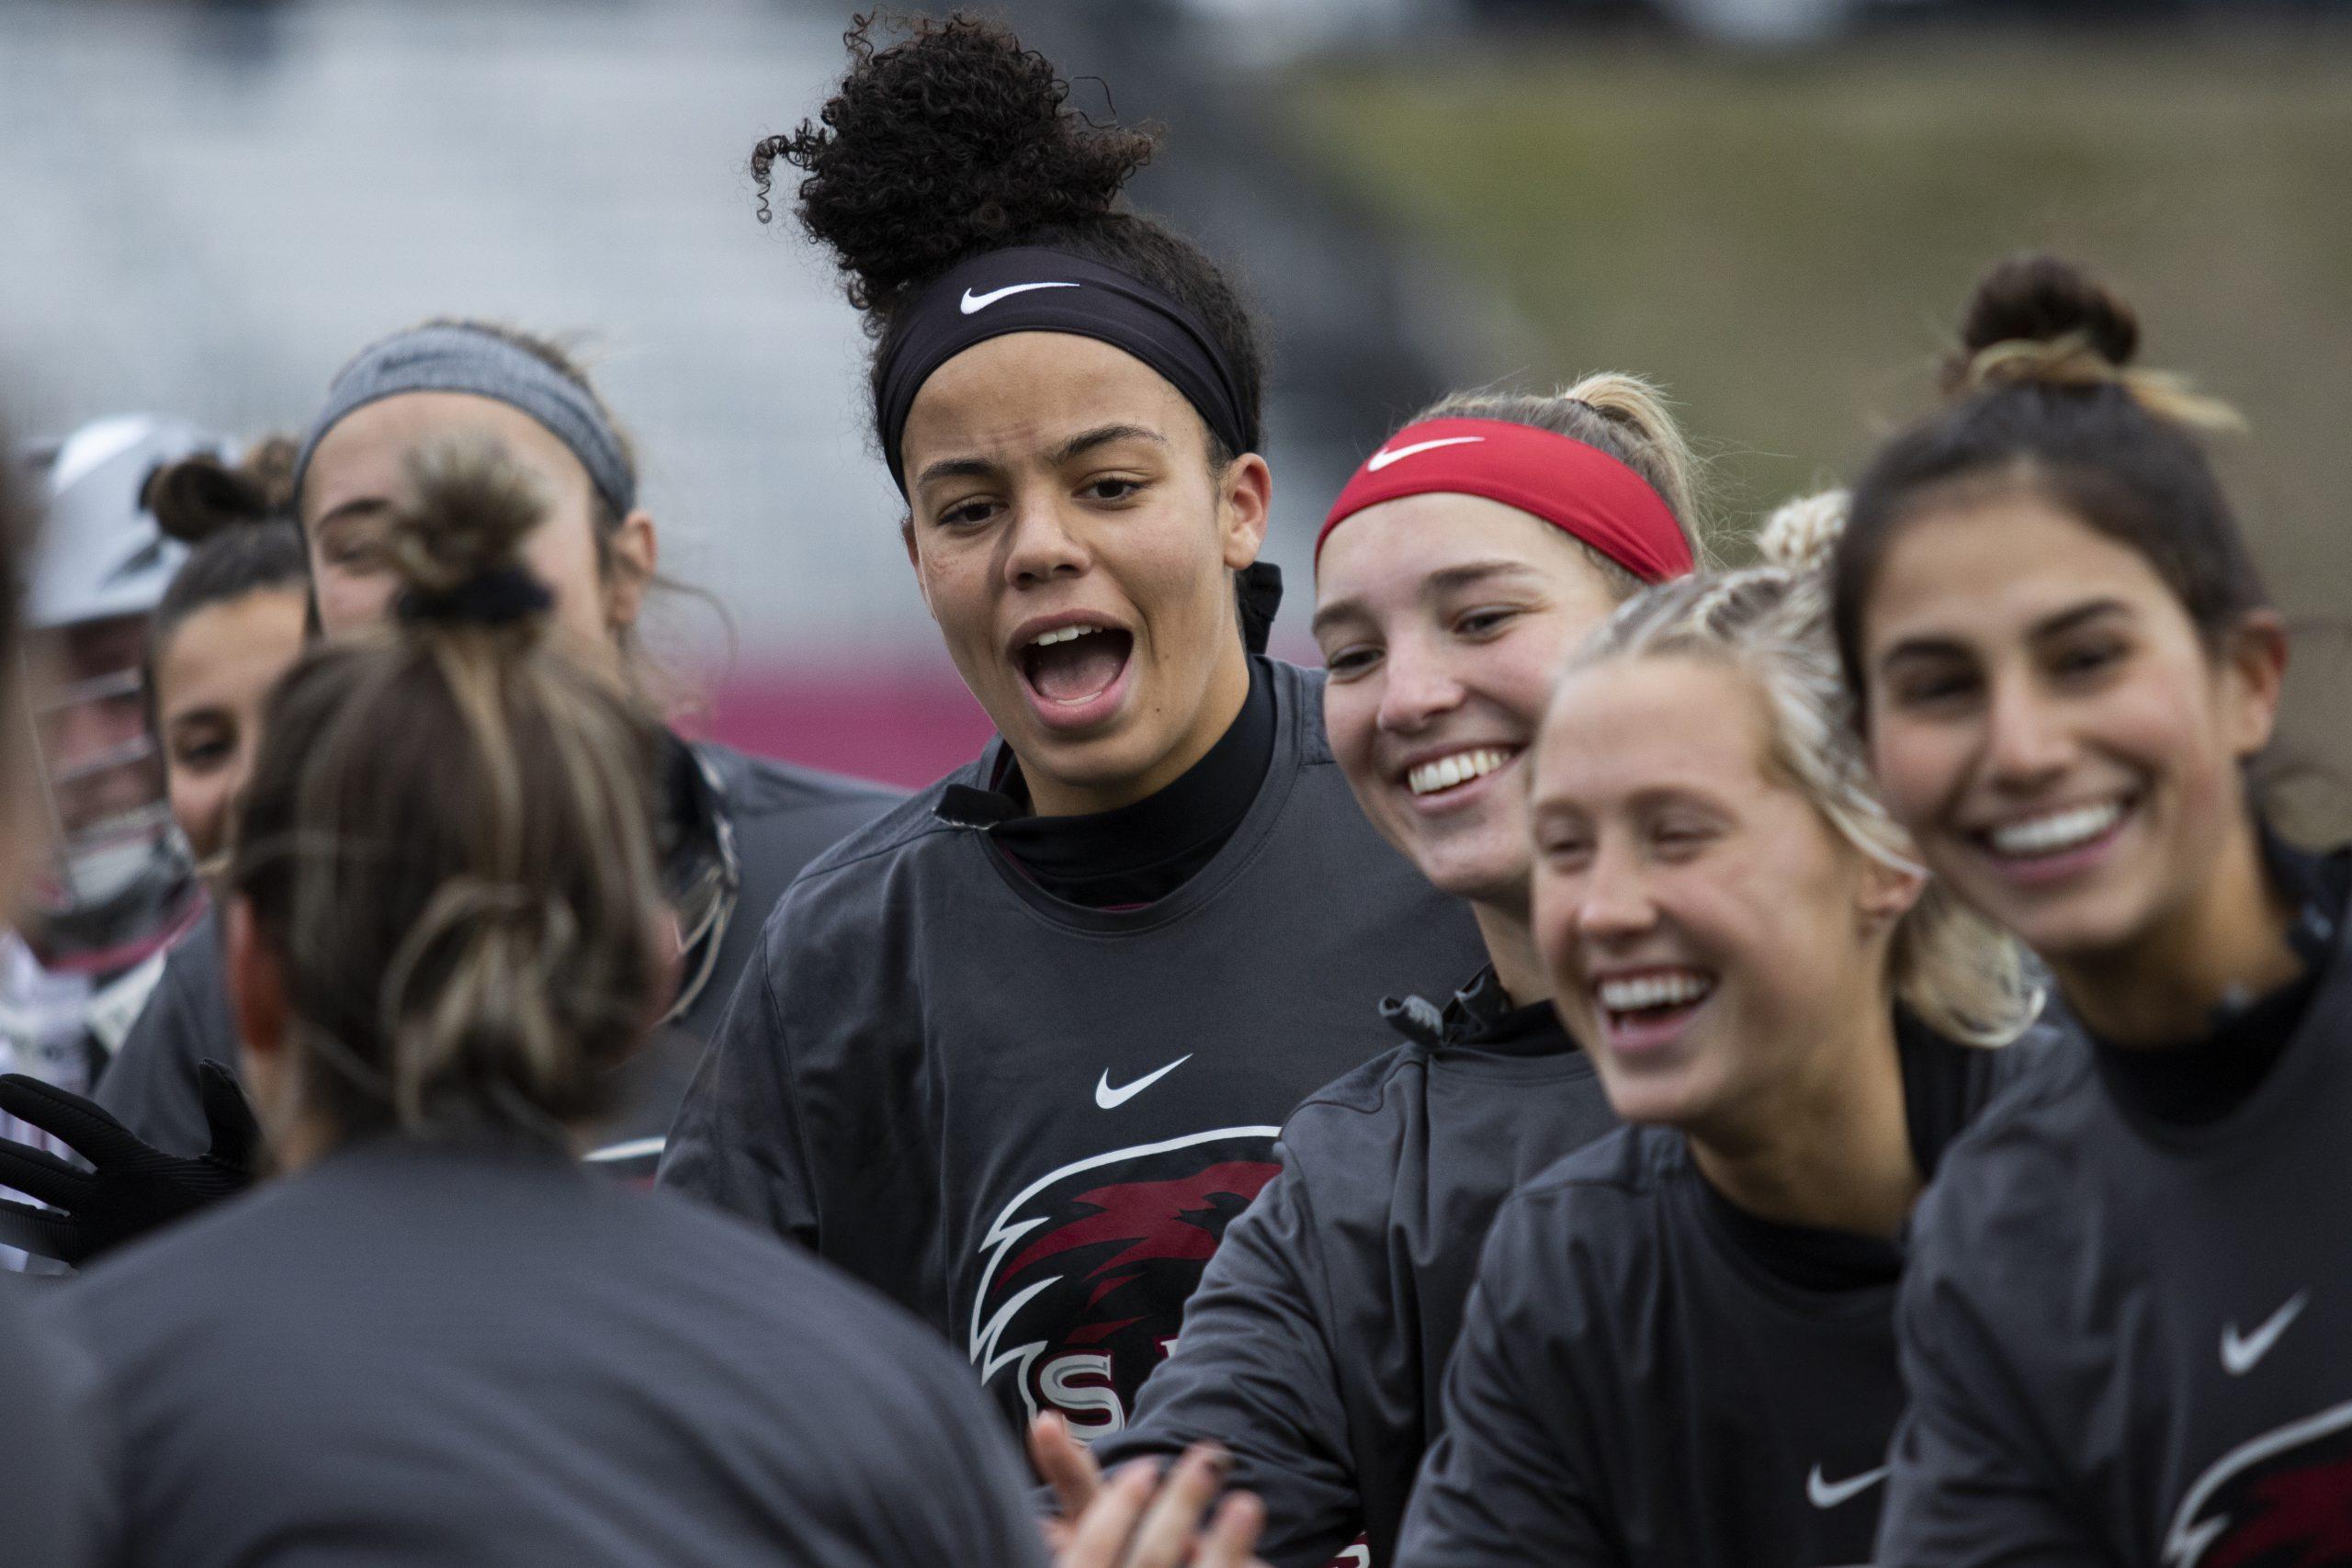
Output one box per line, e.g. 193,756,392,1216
2222,1290,2308,1375
1364,435,1485,471
1095,1055,1193,1110
959,281,1080,314
1805,1463,1890,1510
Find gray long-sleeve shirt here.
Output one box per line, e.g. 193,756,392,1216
1402,1013,2047,1568
1878,852,2352,1567
1092,968,1615,1568
660,659,1486,1432
53,1135,1046,1568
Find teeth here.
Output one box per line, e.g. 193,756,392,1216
1594,971,1713,1014
1407,749,1514,797
1028,625,1107,649
1988,799,2124,858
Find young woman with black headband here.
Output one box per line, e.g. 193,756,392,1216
1841,257,2352,1568
660,14,1481,1434
0,320,902,1266
1039,379,1704,1567
15,442,1051,1568
1396,502,2041,1568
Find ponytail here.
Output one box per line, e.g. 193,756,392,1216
227,439,672,1143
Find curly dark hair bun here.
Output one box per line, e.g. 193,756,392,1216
144,437,299,546
761,12,1157,319
1955,252,2141,373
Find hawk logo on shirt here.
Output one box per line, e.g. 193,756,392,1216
969,1127,1282,1438
2163,1397,2352,1567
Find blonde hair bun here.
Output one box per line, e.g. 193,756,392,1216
1755,488,1850,575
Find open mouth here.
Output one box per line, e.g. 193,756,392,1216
1017,623,1136,710
1405,746,1519,799
1591,966,1716,1047
1973,795,2132,874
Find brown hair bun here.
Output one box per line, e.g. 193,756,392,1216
143,437,299,547
1946,253,2141,391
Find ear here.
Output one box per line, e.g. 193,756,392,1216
1855,852,1926,933
224,896,290,1076
901,516,938,625
2221,609,2290,761
1218,453,1272,572
602,508,661,634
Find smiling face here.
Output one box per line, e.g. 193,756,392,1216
1314,494,1624,911
899,332,1269,817
1530,655,1907,1134
300,392,654,677
154,585,311,868
1858,491,2283,967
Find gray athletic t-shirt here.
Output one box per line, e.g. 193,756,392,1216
661,659,1486,1432
52,1135,1046,1568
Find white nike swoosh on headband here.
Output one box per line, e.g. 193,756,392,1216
1364,435,1485,470
960,281,1080,314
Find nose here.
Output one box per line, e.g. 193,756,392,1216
1575,838,1657,946
1375,632,1466,736
1001,492,1091,588
1982,673,2071,792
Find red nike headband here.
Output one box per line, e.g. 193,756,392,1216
1317,417,1695,583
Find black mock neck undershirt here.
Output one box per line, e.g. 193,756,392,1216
948,657,1276,910
2089,833,2348,1129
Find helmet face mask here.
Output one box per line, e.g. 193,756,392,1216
16,416,206,965
24,615,178,927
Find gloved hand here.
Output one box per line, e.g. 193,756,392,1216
0,1060,259,1265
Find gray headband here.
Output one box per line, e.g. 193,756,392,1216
291,324,636,519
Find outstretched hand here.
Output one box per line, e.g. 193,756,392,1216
0,1060,257,1264
1035,1417,1269,1568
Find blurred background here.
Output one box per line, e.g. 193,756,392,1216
3,0,2347,795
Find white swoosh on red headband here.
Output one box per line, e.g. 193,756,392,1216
1364,435,1486,471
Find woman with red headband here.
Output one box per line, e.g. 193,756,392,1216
1035,378,1703,1567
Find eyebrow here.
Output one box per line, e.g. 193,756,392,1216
311,495,390,532
1878,597,2132,669
914,424,1166,492
1309,558,1546,641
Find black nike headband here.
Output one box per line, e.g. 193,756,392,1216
875,246,1255,494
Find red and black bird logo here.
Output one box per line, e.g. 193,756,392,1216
2165,1399,2352,1567
969,1127,1283,1437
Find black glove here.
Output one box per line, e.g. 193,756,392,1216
0,1060,259,1265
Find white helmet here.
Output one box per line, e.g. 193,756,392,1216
24,415,201,630
18,415,212,957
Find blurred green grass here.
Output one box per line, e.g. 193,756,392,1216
1291,31,2352,546
1289,27,2352,825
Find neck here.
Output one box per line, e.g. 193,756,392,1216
1688,995,1917,1240
1023,637,1252,818
2058,819,2300,1047
1472,890,1551,1010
